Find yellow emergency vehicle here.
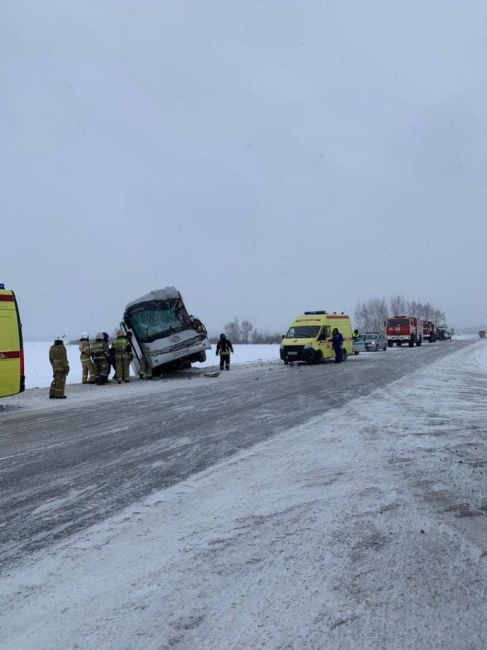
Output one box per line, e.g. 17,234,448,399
280,311,353,364
0,284,25,397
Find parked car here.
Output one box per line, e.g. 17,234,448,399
352,337,366,355
363,332,388,351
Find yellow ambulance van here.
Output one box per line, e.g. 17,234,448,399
0,284,25,397
280,311,353,364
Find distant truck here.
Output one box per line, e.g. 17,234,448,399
423,320,438,343
280,311,353,364
437,325,452,341
122,287,211,376
386,315,423,348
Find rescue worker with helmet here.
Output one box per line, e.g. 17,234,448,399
79,333,96,384
102,332,116,379
111,329,133,383
216,333,234,370
49,335,70,398
90,332,110,384
331,328,344,363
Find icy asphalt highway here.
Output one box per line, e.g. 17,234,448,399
0,341,471,568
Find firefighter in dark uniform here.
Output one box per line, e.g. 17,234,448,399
90,332,110,384
216,333,234,370
102,332,116,379
49,335,70,398
331,328,344,363
111,329,133,383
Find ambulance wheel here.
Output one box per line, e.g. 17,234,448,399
314,351,323,364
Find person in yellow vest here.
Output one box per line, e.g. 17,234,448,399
49,335,70,399
90,332,110,385
111,329,133,383
79,333,96,384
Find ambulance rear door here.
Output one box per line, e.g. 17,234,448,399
0,285,24,397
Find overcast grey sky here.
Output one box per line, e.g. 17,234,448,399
2,0,486,339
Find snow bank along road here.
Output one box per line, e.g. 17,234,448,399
0,341,468,567
1,339,487,649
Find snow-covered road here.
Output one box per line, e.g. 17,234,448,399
1,341,460,566
1,340,487,649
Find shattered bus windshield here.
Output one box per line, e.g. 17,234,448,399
127,300,188,342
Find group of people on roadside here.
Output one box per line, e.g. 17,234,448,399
49,331,236,399
80,331,133,386
49,331,133,399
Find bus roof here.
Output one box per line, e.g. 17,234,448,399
126,286,181,310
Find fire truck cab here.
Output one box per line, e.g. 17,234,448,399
386,316,423,348
423,320,438,343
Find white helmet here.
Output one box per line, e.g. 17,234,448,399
54,334,64,342
80,332,89,340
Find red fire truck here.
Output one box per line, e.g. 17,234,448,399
386,316,423,348
423,320,438,343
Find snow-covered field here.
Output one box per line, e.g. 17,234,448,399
23,342,280,389
2,340,487,648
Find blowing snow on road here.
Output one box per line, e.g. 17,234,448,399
1,339,487,648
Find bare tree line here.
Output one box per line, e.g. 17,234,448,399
217,317,282,344
354,296,446,333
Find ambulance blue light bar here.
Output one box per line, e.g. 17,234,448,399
0,283,5,289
